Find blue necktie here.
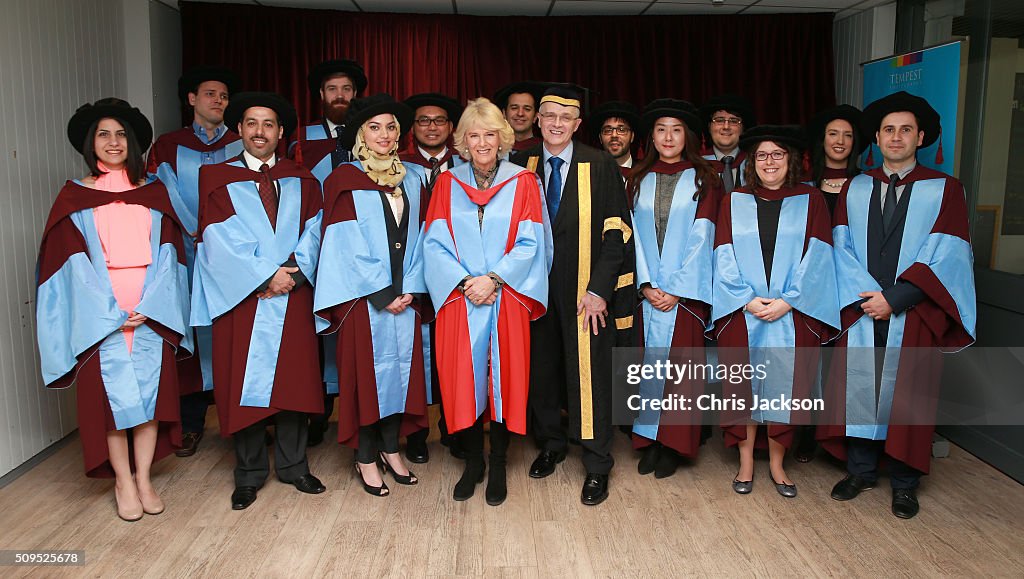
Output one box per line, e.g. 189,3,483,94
547,156,564,218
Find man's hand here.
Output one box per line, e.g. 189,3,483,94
258,266,298,299
859,291,893,321
642,286,680,312
385,293,415,314
754,298,792,322
463,275,497,306
577,293,608,335
121,311,148,330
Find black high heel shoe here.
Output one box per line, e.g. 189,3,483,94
355,461,389,497
380,452,419,485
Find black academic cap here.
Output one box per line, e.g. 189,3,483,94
307,59,368,95
403,93,463,125
177,65,241,104
639,98,702,138
224,92,298,140
338,93,414,150
861,91,940,147
67,98,153,154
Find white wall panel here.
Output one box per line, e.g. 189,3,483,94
0,0,128,477
833,2,896,107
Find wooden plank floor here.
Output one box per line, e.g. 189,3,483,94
2,415,1023,578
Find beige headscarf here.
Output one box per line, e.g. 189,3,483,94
354,115,406,192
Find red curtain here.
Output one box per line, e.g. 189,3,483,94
181,1,836,135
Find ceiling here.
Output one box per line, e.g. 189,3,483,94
160,0,894,20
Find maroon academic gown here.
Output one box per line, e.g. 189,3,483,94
817,166,974,474
197,159,325,436
631,161,723,458
317,165,430,448
712,185,836,450
147,127,241,395
38,180,187,477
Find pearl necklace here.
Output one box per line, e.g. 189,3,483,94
822,178,846,189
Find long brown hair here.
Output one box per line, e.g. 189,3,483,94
627,123,720,202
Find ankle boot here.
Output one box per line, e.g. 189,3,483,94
453,420,485,501
485,421,510,506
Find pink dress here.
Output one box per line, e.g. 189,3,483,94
91,163,152,352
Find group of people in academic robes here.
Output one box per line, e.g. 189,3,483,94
36,53,975,522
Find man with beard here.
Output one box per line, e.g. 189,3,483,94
293,59,368,183
292,58,368,446
589,101,639,180
494,81,544,153
147,65,242,458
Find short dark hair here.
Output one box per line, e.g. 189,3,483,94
743,142,802,190
81,117,146,184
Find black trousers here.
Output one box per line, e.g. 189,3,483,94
846,437,923,490
357,414,402,464
180,391,211,434
233,411,310,488
529,298,615,475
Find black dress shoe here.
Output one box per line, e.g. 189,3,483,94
175,431,203,457
285,473,326,494
405,437,429,464
637,444,660,475
231,486,258,510
891,488,920,519
581,473,609,506
654,448,680,479
830,474,875,501
528,450,566,479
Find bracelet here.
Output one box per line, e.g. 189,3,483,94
487,273,504,289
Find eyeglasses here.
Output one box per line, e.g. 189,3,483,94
754,150,788,162
600,126,632,136
711,116,743,127
415,116,449,127
538,112,579,124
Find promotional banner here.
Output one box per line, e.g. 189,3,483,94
862,41,961,174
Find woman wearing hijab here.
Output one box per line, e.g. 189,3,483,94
315,94,429,497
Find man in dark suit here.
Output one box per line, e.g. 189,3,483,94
511,86,634,506
822,91,976,519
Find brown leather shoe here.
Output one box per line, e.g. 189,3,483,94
175,431,203,457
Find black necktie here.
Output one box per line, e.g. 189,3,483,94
331,126,349,168
882,173,898,231
428,156,441,190
721,155,735,192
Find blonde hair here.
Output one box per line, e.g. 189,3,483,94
452,97,515,159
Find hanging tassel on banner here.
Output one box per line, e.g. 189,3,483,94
935,128,944,165
866,145,875,168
